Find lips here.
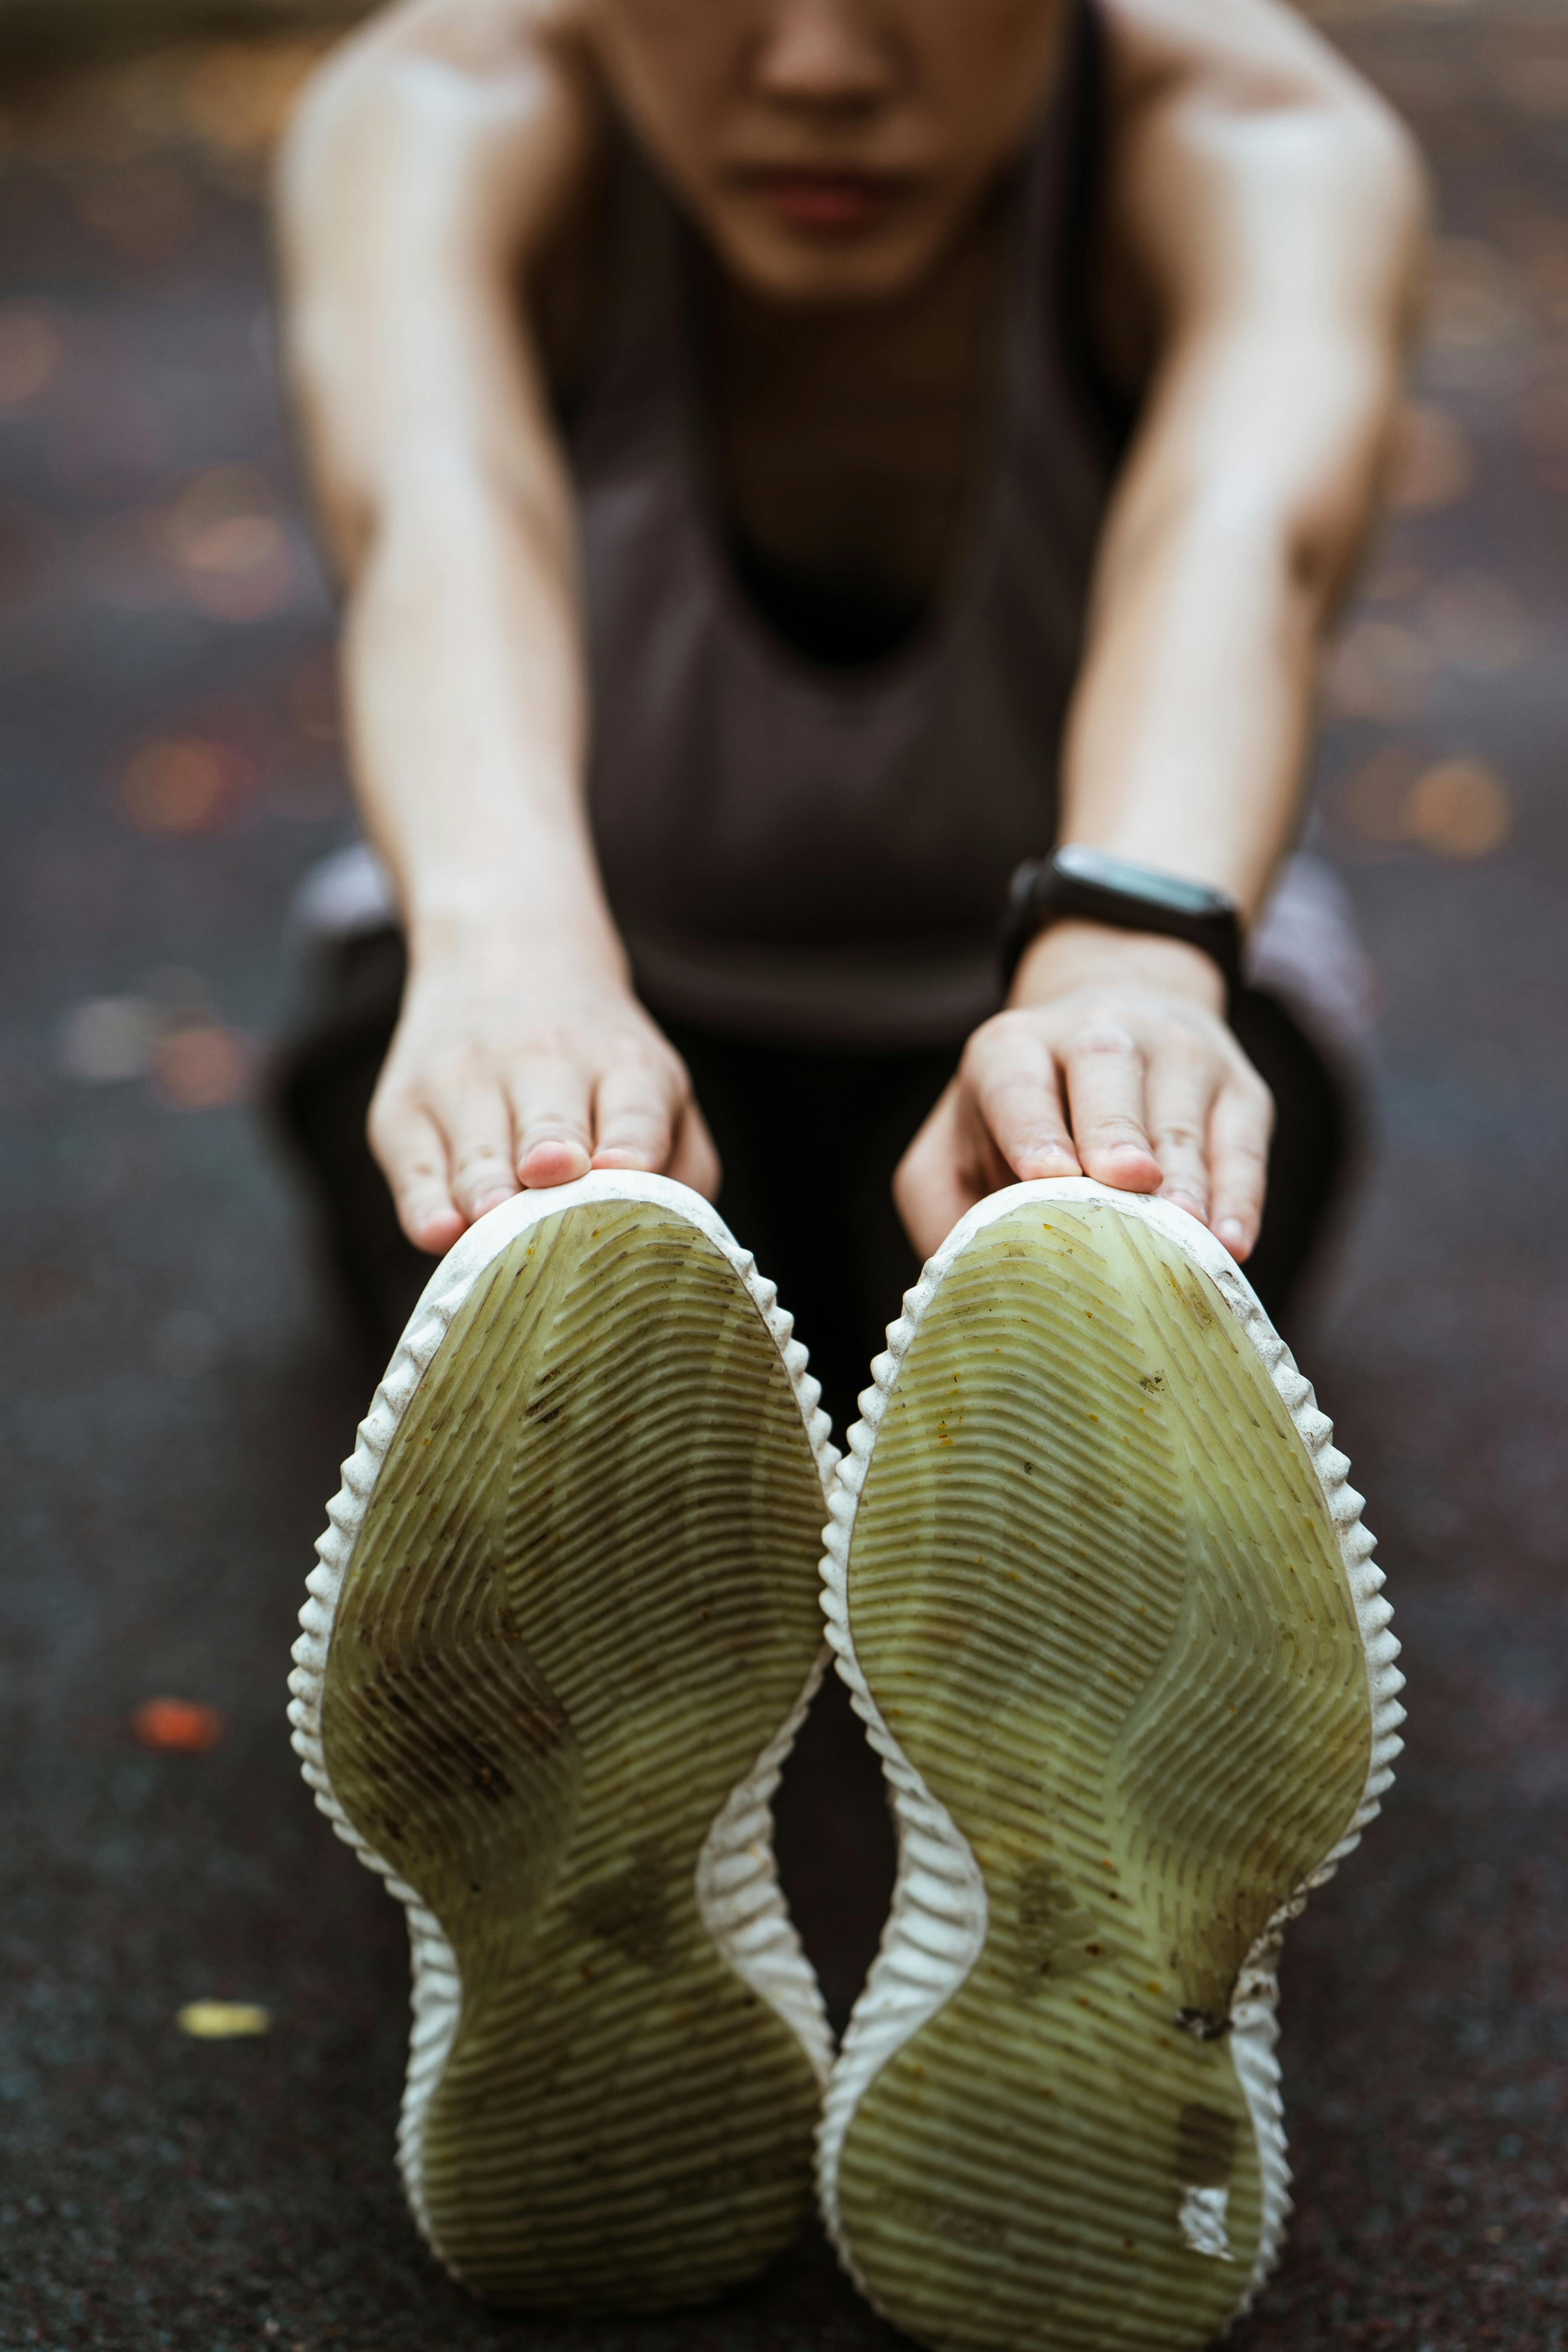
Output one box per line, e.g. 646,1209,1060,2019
740,169,906,236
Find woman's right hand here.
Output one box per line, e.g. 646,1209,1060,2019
367,948,720,1254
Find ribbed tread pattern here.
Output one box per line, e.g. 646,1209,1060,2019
318,1198,828,2312
829,1195,1385,2352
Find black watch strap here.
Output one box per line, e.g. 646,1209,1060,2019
1001,846,1245,1002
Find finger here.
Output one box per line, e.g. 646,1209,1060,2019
892,1081,1005,1262
1207,1075,1274,1261
893,1089,969,1264
962,1020,1081,1180
369,1098,465,1254
590,1054,681,1175
1145,1045,1218,1228
511,1055,594,1188
1060,1022,1162,1193
433,1084,523,1226
666,1098,721,1200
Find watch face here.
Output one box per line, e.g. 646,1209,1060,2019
1054,845,1235,918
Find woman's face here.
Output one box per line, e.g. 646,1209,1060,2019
585,0,1071,305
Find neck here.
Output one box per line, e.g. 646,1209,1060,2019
705,168,1019,606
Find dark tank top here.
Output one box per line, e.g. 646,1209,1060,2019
566,7,1126,1048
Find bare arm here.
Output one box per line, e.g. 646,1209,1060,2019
896,0,1426,1261
278,0,715,1252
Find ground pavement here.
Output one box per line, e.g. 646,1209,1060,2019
1,6,1566,2347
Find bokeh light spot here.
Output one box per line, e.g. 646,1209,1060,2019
132,1697,224,1752
1404,759,1512,860
165,468,274,559
120,737,246,834
177,2002,270,2040
183,514,281,575
152,1023,250,1110
165,468,294,621
1329,749,1513,863
59,996,159,1082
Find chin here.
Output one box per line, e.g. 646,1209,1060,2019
705,208,950,310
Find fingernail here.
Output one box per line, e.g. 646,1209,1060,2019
1217,1218,1249,1253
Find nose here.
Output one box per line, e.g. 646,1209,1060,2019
750,0,898,108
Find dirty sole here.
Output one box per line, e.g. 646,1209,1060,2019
289,1173,836,2312
818,1178,1403,2352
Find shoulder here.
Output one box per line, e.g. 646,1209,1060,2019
289,0,592,118
1097,0,1415,140
279,0,606,265
1089,0,1425,372
277,0,616,395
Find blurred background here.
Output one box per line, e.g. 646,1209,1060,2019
1,2,1566,2347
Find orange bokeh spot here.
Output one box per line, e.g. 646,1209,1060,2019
163,468,296,622
1405,758,1513,860
120,738,247,835
132,1697,224,1752
152,1024,250,1110
1329,749,1513,864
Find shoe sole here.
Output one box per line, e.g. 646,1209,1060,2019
289,1172,836,2312
817,1178,1403,2352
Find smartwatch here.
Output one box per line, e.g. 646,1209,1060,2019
1001,846,1244,1004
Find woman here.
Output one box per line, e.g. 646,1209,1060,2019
277,2,1420,2341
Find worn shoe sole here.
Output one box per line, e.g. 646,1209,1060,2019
289,1172,837,2312
817,1178,1403,2352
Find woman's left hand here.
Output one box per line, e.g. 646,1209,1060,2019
893,918,1274,1267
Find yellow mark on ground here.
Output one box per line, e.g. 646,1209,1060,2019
177,2000,270,2039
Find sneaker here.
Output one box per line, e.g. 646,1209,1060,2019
817,1177,1403,2351
289,1172,836,2311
